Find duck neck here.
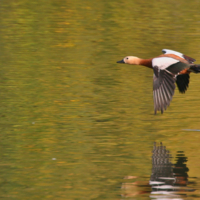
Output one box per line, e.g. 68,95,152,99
138,58,153,68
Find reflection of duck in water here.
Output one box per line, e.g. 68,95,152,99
150,142,174,190
117,49,200,114
173,151,189,187
121,142,195,198
150,142,194,198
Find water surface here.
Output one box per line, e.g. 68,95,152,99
1,0,200,199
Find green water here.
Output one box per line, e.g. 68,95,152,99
1,0,200,199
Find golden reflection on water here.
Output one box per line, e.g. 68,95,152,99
1,0,200,199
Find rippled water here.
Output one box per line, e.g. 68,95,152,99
1,0,200,199
122,142,199,199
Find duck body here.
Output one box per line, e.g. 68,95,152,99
117,49,200,114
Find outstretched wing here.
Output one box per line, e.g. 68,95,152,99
162,49,196,63
152,56,191,113
153,66,176,114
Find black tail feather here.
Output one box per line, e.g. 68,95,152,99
190,64,200,73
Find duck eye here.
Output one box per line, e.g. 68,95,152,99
126,57,128,59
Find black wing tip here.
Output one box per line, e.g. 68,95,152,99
183,55,196,63
176,74,190,93
154,108,167,115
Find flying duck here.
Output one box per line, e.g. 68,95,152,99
117,49,200,114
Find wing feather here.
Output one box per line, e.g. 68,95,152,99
153,89,159,113
176,74,190,93
162,79,173,102
164,75,175,95
162,49,195,63
160,84,168,109
153,67,176,114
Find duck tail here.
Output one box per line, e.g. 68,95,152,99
189,64,200,73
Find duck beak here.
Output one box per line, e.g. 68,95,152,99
117,59,125,63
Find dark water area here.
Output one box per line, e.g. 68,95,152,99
1,0,200,199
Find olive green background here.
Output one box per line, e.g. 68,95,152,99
0,0,200,199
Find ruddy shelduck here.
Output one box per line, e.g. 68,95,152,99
117,49,200,114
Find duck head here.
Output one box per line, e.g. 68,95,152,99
117,56,141,65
